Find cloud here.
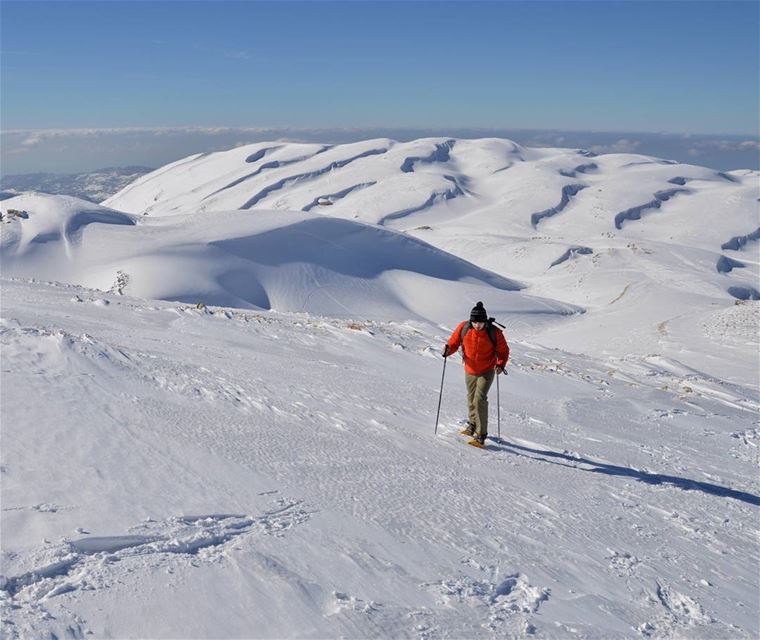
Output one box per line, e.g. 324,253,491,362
193,44,252,60
685,138,760,152
224,50,252,60
2,126,758,174
589,138,642,154
0,127,342,173
520,131,570,147
21,135,42,146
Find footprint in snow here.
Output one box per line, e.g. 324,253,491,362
606,550,641,577
1,499,311,604
639,581,716,637
425,571,549,633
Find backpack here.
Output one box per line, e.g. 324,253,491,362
460,320,498,358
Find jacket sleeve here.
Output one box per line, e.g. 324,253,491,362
446,321,466,354
495,329,510,368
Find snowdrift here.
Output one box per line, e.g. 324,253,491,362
0,193,577,324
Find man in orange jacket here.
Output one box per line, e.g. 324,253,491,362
443,301,510,447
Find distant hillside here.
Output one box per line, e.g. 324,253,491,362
0,166,153,203
104,138,759,307
100,137,760,382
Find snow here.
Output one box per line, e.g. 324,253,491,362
1,137,758,638
0,192,575,324
100,137,759,379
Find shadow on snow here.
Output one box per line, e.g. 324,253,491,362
488,437,760,507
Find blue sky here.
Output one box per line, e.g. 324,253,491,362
2,1,758,134
1,1,758,174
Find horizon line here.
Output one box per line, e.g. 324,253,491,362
2,125,758,139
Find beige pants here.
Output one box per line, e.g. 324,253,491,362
465,370,495,437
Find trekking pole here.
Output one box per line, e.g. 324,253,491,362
434,355,447,434
496,370,501,439
488,317,507,440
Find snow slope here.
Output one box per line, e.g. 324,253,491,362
1,278,758,639
1,138,758,638
0,192,576,325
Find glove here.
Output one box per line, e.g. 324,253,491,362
496,365,505,375
442,344,450,357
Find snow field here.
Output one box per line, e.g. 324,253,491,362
1,278,757,638
1,136,758,638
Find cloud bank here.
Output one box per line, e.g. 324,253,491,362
2,126,757,175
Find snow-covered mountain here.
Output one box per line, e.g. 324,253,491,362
104,138,760,379
0,166,153,203
1,138,758,639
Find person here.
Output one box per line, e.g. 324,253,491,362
442,301,509,448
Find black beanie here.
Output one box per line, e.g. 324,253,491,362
470,301,488,322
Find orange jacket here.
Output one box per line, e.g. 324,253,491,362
446,321,510,376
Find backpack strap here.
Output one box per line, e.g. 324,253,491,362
460,321,470,359
485,323,497,347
